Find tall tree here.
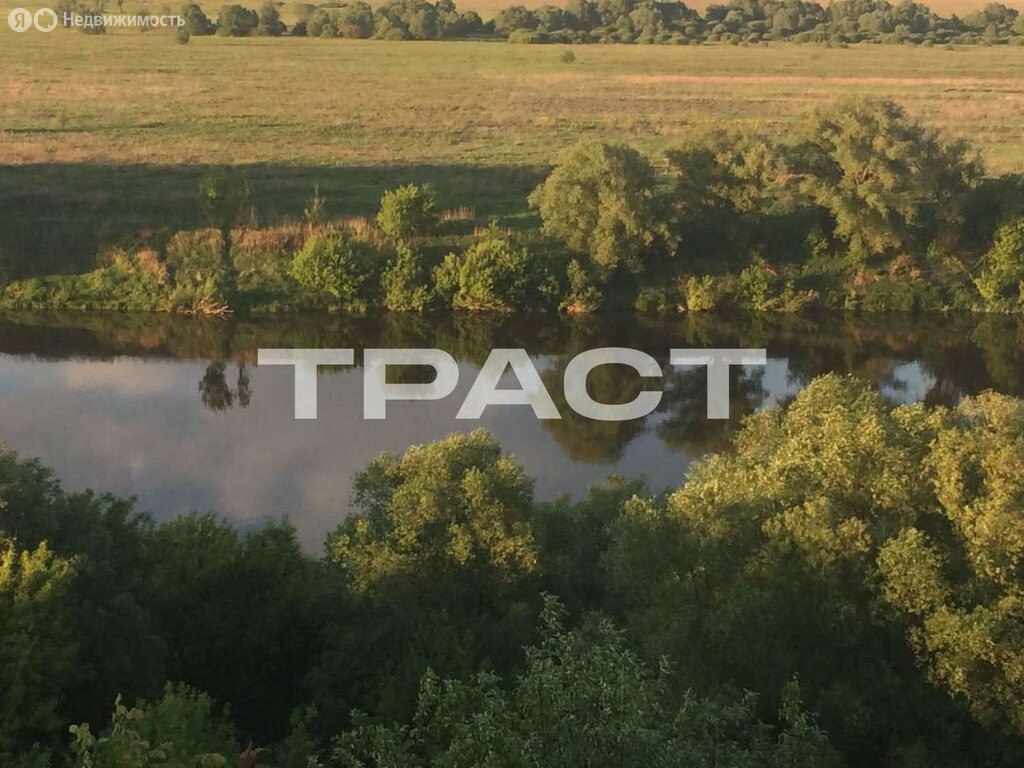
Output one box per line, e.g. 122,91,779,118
529,142,673,273
793,98,980,256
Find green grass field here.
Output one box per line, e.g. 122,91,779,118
5,28,1024,170
2,17,1024,271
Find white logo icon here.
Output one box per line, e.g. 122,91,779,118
8,7,33,31
34,7,58,31
8,6,58,31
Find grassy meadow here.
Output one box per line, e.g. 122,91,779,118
2,16,1024,270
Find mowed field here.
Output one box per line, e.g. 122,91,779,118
2,17,1024,268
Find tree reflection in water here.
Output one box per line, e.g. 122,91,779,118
1,309,1023,464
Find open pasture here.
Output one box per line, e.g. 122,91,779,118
1,22,1023,268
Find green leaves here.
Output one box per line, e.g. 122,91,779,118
435,224,541,312
0,540,77,759
666,128,788,218
69,686,237,768
5,373,1024,764
795,98,981,257
328,596,837,768
606,375,1024,760
144,516,318,742
382,246,434,312
330,429,538,592
974,217,1024,312
376,184,440,246
290,233,379,309
529,142,672,273
876,393,1024,734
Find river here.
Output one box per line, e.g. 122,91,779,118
1,310,1021,548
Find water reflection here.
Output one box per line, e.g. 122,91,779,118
0,310,1022,547
199,361,252,412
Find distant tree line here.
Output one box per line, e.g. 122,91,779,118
3,97,1023,315
490,0,1024,45
163,0,1024,44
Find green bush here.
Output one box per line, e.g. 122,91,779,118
230,225,306,309
216,4,258,36
434,225,536,312
665,127,785,219
925,246,980,311
860,277,919,312
305,7,331,36
493,5,537,35
382,246,434,311
376,184,439,244
0,249,171,312
528,142,671,272
735,258,817,312
0,539,76,760
794,98,981,256
289,233,377,309
775,280,818,312
334,2,374,37
634,286,674,312
179,2,213,34
737,260,774,310
330,597,835,767
683,274,720,311
975,217,1024,311
560,258,603,313
69,685,237,768
166,229,233,314
959,173,1024,252
256,0,286,35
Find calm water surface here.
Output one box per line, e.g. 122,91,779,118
1,310,1022,548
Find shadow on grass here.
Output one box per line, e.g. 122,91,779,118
0,162,548,278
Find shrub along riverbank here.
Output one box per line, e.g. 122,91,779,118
3,97,1023,316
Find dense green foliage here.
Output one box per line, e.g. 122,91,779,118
489,0,1024,45
325,596,837,768
4,376,1024,764
289,233,378,310
216,4,260,36
180,2,215,34
528,142,672,273
257,0,288,35
974,217,1024,311
6,98,1018,316
303,0,483,39
794,98,981,256
375,184,439,245
434,223,552,311
68,686,237,768
381,246,434,311
0,540,76,761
